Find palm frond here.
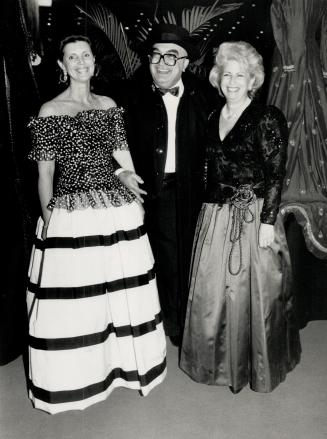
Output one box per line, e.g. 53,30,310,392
136,25,151,42
162,11,177,25
76,4,141,78
182,1,243,36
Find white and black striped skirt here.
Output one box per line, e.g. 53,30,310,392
27,202,167,414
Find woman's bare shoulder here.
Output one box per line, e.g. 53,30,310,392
38,93,70,117
38,101,60,117
96,95,117,110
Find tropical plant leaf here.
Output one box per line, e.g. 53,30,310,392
182,1,243,36
161,11,177,25
77,3,141,79
137,25,151,42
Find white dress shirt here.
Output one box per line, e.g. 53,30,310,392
162,80,184,173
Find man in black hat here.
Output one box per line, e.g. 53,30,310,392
116,24,217,346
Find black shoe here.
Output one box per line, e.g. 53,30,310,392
169,334,182,347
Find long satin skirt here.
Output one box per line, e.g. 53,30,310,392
180,200,301,393
27,202,167,414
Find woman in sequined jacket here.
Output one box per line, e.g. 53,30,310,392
26,35,166,414
180,41,301,393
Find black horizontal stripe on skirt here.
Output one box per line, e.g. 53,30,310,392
28,357,167,404
34,225,146,250
29,312,163,350
28,267,156,300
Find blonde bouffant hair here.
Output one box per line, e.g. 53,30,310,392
209,41,265,98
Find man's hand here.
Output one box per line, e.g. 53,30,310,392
259,223,275,248
118,170,147,203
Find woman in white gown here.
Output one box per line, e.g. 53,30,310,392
27,35,166,414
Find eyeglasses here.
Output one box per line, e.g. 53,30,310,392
148,52,188,67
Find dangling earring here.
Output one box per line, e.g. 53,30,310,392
59,69,68,83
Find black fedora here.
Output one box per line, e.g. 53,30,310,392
146,23,200,62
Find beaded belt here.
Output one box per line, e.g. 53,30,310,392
226,184,257,276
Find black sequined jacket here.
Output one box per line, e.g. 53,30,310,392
204,100,288,225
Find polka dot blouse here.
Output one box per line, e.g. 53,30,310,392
28,107,136,211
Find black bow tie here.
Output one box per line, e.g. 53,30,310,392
153,85,180,97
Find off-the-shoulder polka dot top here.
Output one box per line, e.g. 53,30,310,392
28,107,136,211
